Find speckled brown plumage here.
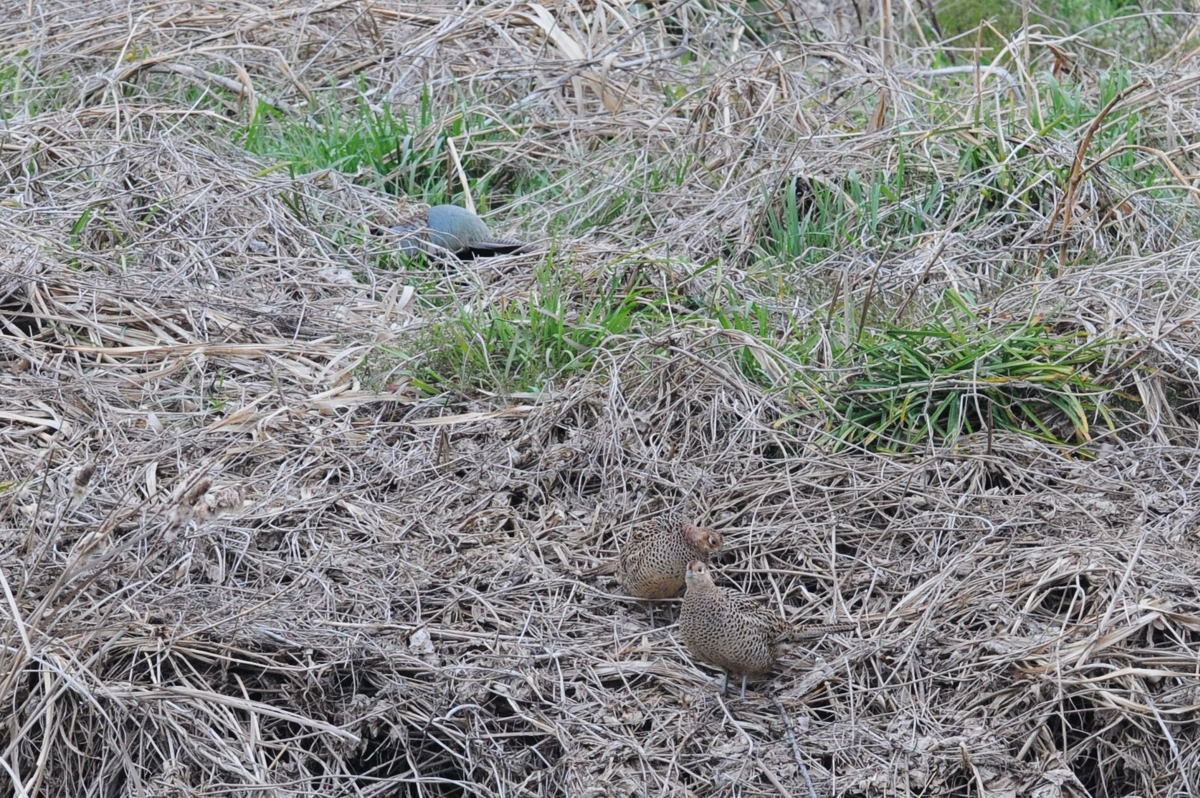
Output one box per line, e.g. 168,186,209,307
680,560,854,696
617,515,723,600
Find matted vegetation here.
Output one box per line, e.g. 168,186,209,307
2,0,1200,795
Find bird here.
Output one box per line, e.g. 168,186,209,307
617,514,724,603
679,560,854,697
389,204,526,258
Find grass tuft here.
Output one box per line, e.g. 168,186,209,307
812,291,1127,450
394,260,675,395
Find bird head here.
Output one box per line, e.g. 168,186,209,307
682,523,723,553
684,560,714,588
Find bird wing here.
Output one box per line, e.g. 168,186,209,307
719,587,791,637
616,520,659,576
625,518,668,548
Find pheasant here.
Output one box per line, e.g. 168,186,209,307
680,560,854,696
617,515,723,602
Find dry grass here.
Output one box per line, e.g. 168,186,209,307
3,1,1200,796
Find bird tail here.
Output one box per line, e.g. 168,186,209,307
464,237,527,257
785,621,857,641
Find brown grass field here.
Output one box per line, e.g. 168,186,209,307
3,0,1200,795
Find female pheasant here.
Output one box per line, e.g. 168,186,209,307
680,560,854,696
617,515,723,600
